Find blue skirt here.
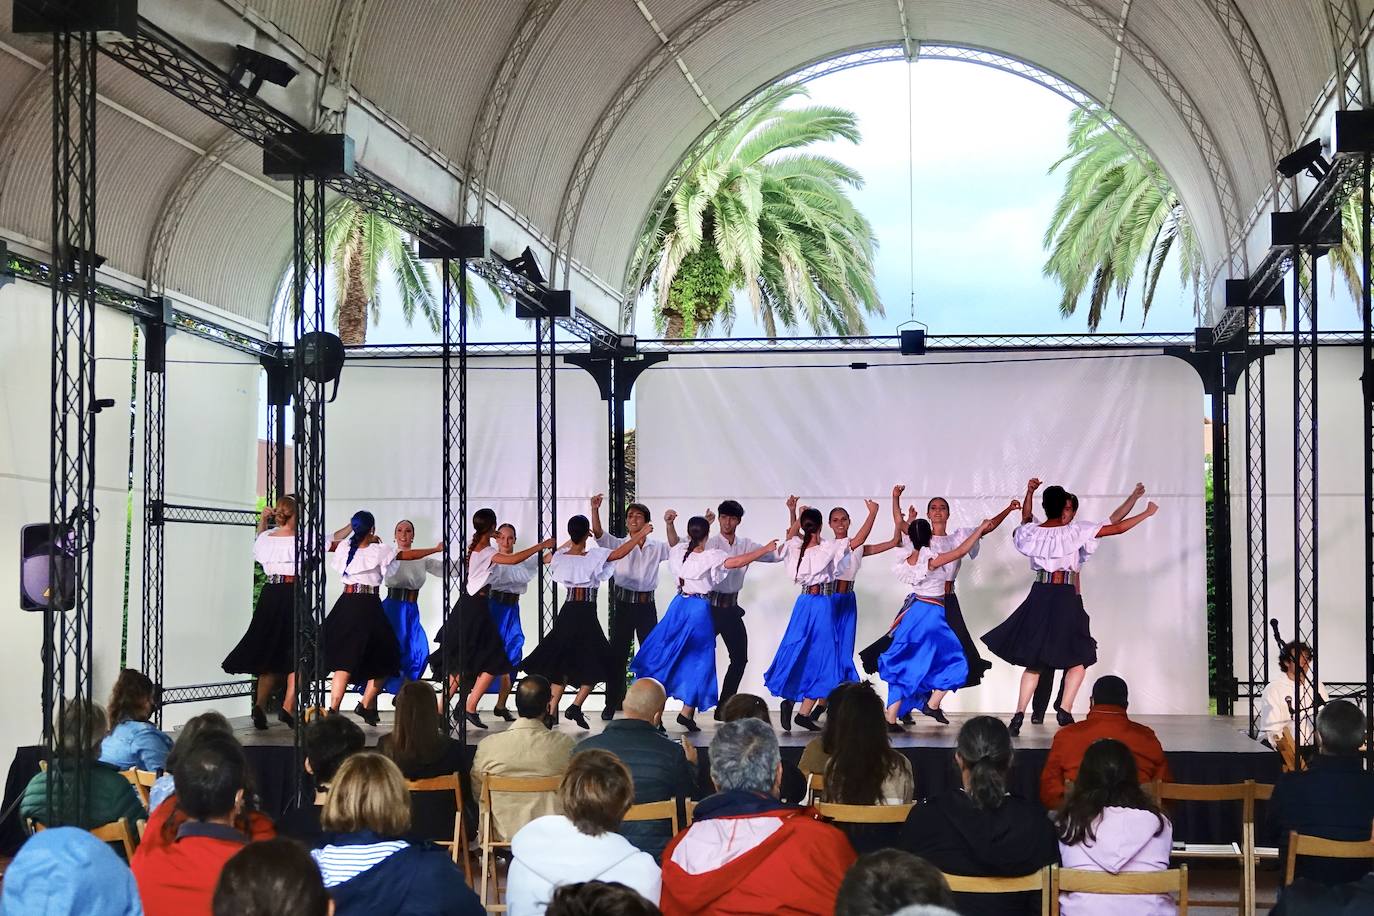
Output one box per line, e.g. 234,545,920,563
879,594,969,715
484,598,525,693
764,592,846,701
629,593,719,710
832,590,860,684
380,596,431,695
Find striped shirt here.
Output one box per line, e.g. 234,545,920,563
312,839,409,887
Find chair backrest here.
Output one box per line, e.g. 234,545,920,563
89,817,138,860
1051,865,1187,914
1284,831,1374,884
483,774,564,796
623,799,680,834
1155,781,1251,803
406,773,461,799
120,768,157,807
813,801,914,824
943,868,1049,894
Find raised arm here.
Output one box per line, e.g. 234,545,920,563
863,513,906,557
327,521,353,551
397,542,445,561
890,484,906,532
493,538,556,565
928,520,993,570
664,509,680,548
1110,483,1146,524
589,493,606,539
724,539,781,569
607,524,653,561
1021,478,1041,524
1096,502,1158,538
848,499,880,550
258,507,274,534
984,499,1021,534
785,495,801,539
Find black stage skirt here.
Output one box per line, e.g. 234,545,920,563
223,581,296,676
520,599,617,687
427,592,514,680
981,581,1097,670
323,592,401,681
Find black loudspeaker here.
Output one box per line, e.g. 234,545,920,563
263,133,355,180
19,523,76,612
12,0,138,35
899,329,926,355
295,331,346,402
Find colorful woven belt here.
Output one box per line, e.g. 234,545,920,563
613,586,655,604
386,587,419,602
266,575,295,584
1035,569,1079,586
708,591,739,608
490,590,521,605
565,586,598,602
802,583,835,596
344,584,379,595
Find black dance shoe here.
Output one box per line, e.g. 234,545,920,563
1055,708,1075,727
565,704,590,730
1008,712,1025,737
780,699,795,732
794,712,821,732
353,702,380,727
901,711,915,726
1030,711,1046,725
887,721,906,734
465,710,487,730
657,722,668,735
493,706,515,722
277,708,296,729
713,706,724,722
601,707,616,722
813,703,828,722
543,712,556,729
921,706,950,725
251,706,268,730
677,713,701,733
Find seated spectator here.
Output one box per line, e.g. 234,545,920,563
576,678,698,858
0,826,142,916
825,682,914,804
132,732,254,916
508,750,661,915
20,697,146,830
1055,738,1172,916
1039,675,1171,810
472,675,576,841
545,881,662,916
1269,699,1374,885
836,849,957,916
100,668,174,772
311,752,482,916
140,728,275,853
1271,871,1374,915
660,717,855,915
277,713,366,843
902,716,1058,916
213,837,330,916
719,693,806,803
149,711,232,811
378,679,475,843
798,682,861,785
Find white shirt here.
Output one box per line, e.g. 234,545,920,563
489,555,539,594
892,547,946,598
466,545,498,596
670,547,732,595
1258,674,1331,746
596,534,670,591
1012,520,1103,573
384,556,435,590
330,540,399,586
928,527,981,584
548,545,616,589
779,536,851,586
253,530,296,576
836,543,864,582
705,533,782,594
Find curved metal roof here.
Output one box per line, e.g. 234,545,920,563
0,0,1365,333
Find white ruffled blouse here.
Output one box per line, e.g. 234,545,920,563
549,545,616,588
779,535,851,587
253,530,297,576
891,546,945,597
669,547,732,595
1012,519,1102,573
330,540,399,586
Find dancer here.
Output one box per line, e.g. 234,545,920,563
484,522,540,720
378,520,445,696
590,495,670,720
521,514,654,728
764,496,879,732
428,508,553,729
224,495,300,730
982,479,1158,736
827,493,901,687
630,515,778,732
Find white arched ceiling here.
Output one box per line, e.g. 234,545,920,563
0,0,1363,334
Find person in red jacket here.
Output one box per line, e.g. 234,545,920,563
1039,675,1171,810
132,733,259,916
660,717,855,915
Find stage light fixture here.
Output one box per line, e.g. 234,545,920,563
498,247,547,285
899,328,926,355
229,45,298,96
295,331,346,403
59,244,105,272
1276,139,1331,180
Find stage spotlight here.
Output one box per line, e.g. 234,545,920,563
498,246,547,285
229,45,298,96
58,244,105,272
899,328,926,355
295,331,345,402
1276,139,1331,180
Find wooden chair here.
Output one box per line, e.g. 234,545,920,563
623,798,680,835
1049,865,1187,914
119,768,157,807
1283,831,1374,885
804,771,825,804
31,817,139,860
478,775,563,911
1154,780,1254,912
942,869,1051,916
813,801,914,824
405,774,471,883
685,799,697,822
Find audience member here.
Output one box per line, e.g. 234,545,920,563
901,716,1058,916
545,881,662,916
508,750,661,915
0,826,142,916
719,693,806,803
576,678,698,858
1270,872,1374,914
378,679,475,843
889,908,961,916
278,713,366,842
131,732,253,916
100,668,174,772
472,675,576,841
660,718,855,915
311,752,482,916
836,849,957,915
1039,676,1171,810
148,711,232,812
20,697,146,830
212,837,330,916
1269,699,1374,884
798,682,861,783
824,681,915,804
1055,738,1172,916
141,730,275,853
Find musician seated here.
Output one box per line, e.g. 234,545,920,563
1258,640,1328,768
1269,700,1374,887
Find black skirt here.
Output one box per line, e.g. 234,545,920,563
943,593,989,687
223,581,295,676
323,592,401,681
981,581,1097,670
520,599,617,687
426,592,514,680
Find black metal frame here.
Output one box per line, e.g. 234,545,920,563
438,256,470,741
140,314,167,723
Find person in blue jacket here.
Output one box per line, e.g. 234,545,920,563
0,826,143,915
99,668,173,772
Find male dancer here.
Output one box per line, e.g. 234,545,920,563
667,500,782,718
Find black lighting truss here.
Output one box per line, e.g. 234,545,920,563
1291,242,1320,727
1244,303,1270,739
535,314,557,637
263,349,289,506
1364,150,1374,758
141,314,167,723
439,256,469,741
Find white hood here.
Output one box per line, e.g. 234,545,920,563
506,816,661,916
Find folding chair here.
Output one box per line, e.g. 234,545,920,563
1050,865,1187,914
406,773,471,883
813,801,914,824
479,774,563,911
1283,831,1374,885
27,816,138,860
1154,780,1253,911
804,771,825,805
119,768,157,808
942,868,1051,916
623,798,681,835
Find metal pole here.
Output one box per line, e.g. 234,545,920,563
141,319,167,725
1364,149,1374,763
1210,355,1235,715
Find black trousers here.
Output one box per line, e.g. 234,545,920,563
1031,666,1067,716
711,604,749,706
606,596,658,710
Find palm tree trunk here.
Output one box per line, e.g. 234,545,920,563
663,308,686,338
338,227,369,345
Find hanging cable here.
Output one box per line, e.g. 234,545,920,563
907,58,916,322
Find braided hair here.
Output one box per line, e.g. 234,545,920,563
907,518,933,551
795,507,823,575
469,508,497,554
345,511,375,569
957,715,1013,811
682,516,710,562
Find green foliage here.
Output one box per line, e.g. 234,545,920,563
660,245,734,337
1326,176,1374,315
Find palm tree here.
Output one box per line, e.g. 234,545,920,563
636,83,882,338
1329,178,1374,309
1043,107,1203,330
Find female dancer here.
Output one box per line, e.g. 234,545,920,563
224,495,300,730
378,520,445,695
827,492,902,686
764,496,879,732
521,514,653,729
982,479,1158,735
483,522,540,720
629,515,778,732
429,509,553,729
327,511,406,723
